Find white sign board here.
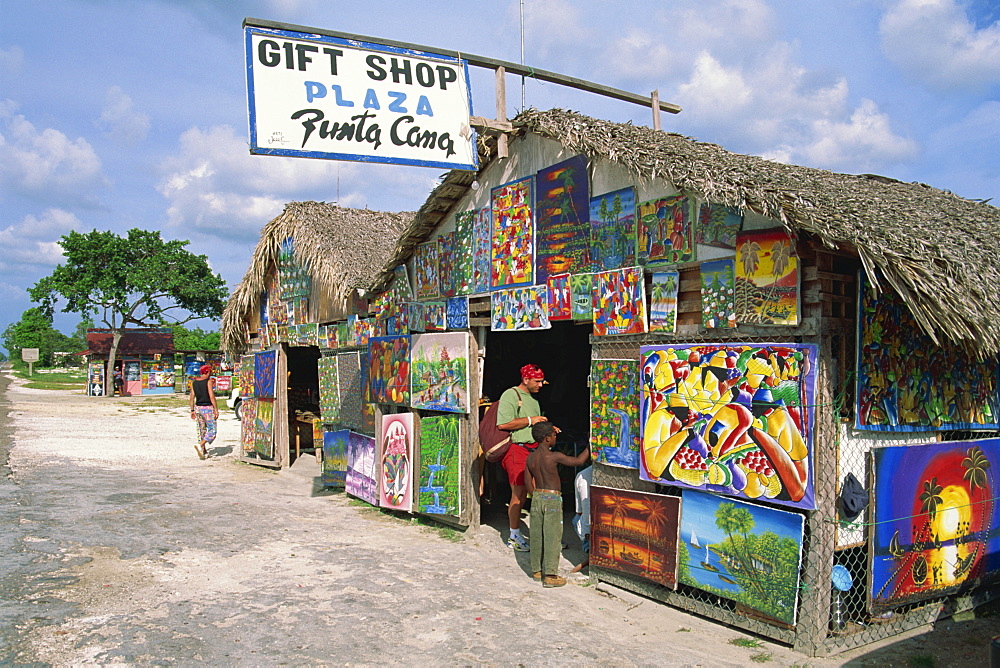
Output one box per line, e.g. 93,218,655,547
21,348,39,362
245,26,478,171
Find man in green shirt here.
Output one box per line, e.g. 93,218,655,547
496,363,550,551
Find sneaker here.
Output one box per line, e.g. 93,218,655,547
507,535,530,552
531,571,542,580
542,574,567,588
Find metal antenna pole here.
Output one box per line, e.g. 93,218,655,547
520,0,525,110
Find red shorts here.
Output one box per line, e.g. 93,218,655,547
502,442,536,487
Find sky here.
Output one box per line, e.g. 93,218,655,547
2,0,999,353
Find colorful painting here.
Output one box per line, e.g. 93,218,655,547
649,271,679,333
453,210,474,295
438,231,456,298
410,332,471,414
414,241,439,300
254,398,275,458
701,259,736,329
238,355,255,399
347,431,379,506
535,154,590,282
856,270,1000,431
322,429,349,488
592,266,647,336
591,359,640,468
490,285,551,331
337,351,365,433
590,486,681,589
240,398,257,454
546,273,572,321
679,490,805,626
367,335,410,406
570,272,594,321
471,206,491,294
491,176,535,289
640,343,818,510
277,236,311,299
590,186,637,271
696,203,742,249
254,350,277,399
318,356,341,423
735,228,799,326
425,301,447,332
407,302,426,333
446,296,469,330
869,438,1000,612
418,414,462,516
637,195,694,266
379,412,414,511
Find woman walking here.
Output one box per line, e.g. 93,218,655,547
188,364,219,459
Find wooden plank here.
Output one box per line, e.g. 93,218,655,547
496,66,508,158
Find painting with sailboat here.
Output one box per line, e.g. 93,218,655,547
678,490,805,626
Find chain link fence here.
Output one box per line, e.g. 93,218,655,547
587,330,999,656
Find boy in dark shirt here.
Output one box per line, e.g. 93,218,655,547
525,422,591,587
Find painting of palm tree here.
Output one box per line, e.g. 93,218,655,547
735,228,799,325
535,155,590,282
590,486,681,589
589,187,636,270
649,271,679,332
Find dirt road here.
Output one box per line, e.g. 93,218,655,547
0,371,992,666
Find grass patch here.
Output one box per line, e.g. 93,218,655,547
16,368,87,390
749,652,772,663
729,637,763,648
676,627,691,633
907,655,935,668
414,516,464,542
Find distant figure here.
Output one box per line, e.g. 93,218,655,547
525,422,591,588
571,465,593,573
113,366,124,396
188,364,218,459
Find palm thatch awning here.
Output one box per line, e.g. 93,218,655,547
222,201,413,355
375,107,1000,356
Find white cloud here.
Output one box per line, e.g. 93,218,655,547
676,52,753,119
522,0,590,59
156,125,433,240
0,208,82,273
0,104,107,205
799,99,920,170
95,86,151,144
880,0,1000,92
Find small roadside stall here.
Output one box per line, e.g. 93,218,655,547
221,202,413,471
179,351,232,393
84,328,176,396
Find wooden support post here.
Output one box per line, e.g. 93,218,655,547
651,89,661,131
496,66,508,159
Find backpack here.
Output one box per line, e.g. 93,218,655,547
478,389,522,463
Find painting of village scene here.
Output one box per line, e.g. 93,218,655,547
418,414,462,516
590,486,680,589
472,206,491,293
700,259,736,328
546,273,572,320
639,343,818,510
535,154,590,283
491,285,551,331
696,203,742,249
637,194,694,265
590,186,637,271
409,333,470,414
491,176,535,288
413,241,439,300
856,270,1000,431
593,266,647,336
869,438,1000,613
590,359,640,468
679,490,805,626
649,271,679,333
735,228,799,326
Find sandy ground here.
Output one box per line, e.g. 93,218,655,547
1,369,996,666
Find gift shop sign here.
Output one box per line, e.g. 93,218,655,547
245,26,477,170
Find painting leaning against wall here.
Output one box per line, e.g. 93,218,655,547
418,414,462,516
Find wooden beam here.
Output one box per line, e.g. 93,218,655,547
244,18,683,115
469,116,515,133
496,67,508,159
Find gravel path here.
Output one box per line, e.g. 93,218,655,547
3,370,986,666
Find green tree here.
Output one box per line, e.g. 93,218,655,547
171,323,221,351
29,228,228,395
2,307,77,366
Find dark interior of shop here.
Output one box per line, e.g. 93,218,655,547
480,321,592,520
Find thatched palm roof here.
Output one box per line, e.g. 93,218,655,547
376,107,1000,356
221,201,413,355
